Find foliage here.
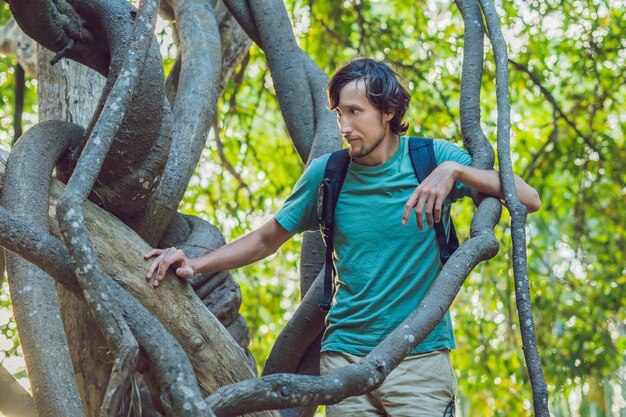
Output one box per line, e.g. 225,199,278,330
182,1,625,415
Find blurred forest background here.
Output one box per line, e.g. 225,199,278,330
0,0,624,416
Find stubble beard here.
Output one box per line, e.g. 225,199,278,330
348,128,387,160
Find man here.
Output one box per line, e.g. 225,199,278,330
145,58,540,416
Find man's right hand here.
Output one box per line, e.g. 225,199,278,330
144,247,194,287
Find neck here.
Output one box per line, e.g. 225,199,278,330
353,133,400,166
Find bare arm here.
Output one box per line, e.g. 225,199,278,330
144,218,293,287
402,161,541,230
453,163,541,212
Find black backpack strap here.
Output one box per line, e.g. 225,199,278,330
408,137,459,265
317,149,350,311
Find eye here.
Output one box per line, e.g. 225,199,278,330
349,108,359,115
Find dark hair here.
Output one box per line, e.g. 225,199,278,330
327,58,411,135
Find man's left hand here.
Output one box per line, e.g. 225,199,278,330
402,161,459,230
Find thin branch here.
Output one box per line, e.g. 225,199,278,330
479,0,550,415
309,10,356,51
521,112,558,179
226,51,250,116
214,120,251,193
12,63,24,144
509,58,602,157
354,1,367,54
388,59,462,138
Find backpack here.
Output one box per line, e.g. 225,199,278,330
316,137,460,311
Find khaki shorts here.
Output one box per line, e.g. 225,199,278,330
320,350,457,417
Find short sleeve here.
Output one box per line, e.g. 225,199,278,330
433,139,473,202
275,155,329,234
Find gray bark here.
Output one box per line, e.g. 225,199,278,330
37,35,121,417
10,0,171,224
159,213,256,370
7,0,106,72
52,2,205,414
0,250,4,288
0,149,279,417
53,0,171,221
130,0,221,244
1,121,85,417
478,0,550,414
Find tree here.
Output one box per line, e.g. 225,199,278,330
3,2,620,414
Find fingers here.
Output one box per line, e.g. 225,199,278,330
404,186,427,230
414,194,425,231
144,247,190,288
402,189,418,225
403,186,444,231
176,266,194,279
143,248,161,259
145,249,164,279
433,195,443,224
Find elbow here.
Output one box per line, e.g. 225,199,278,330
256,232,280,261
261,242,279,259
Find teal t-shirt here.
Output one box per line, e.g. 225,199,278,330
275,137,473,355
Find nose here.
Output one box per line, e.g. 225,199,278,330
339,118,352,135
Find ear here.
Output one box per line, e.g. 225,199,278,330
384,111,395,122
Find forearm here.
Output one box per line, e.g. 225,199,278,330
189,234,261,276
452,163,541,213
190,219,292,276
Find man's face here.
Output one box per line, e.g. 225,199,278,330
335,79,394,164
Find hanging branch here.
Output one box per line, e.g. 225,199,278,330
478,0,550,415
214,120,251,193
130,0,222,245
